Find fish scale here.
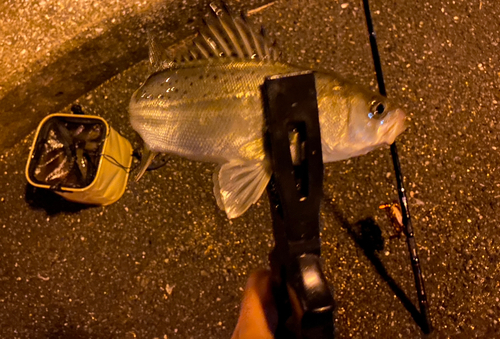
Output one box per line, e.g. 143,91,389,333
129,4,406,218
131,59,296,162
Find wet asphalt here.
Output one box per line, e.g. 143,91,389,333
1,0,500,338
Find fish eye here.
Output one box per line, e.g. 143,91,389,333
369,100,386,119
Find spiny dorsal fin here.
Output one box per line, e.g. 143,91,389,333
148,31,174,71
149,2,280,71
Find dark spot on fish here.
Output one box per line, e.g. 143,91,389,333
190,82,193,86
55,91,64,97
213,74,218,80
183,90,188,95
199,75,203,80
236,76,243,81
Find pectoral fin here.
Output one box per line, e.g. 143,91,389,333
134,145,158,182
213,159,271,219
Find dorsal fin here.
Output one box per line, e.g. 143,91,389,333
149,2,280,71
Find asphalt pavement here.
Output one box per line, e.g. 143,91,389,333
1,0,499,338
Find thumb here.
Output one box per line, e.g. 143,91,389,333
231,269,278,339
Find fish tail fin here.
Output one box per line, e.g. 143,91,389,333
147,30,162,70
147,31,175,71
213,159,271,219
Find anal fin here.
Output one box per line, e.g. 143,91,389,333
213,159,271,219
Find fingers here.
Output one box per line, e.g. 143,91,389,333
231,269,278,339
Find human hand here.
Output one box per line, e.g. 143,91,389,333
231,269,278,339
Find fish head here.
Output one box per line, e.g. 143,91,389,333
322,91,406,160
349,92,406,144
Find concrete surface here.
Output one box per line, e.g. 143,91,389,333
1,0,500,338
0,0,268,151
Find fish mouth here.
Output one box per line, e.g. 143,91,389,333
381,108,406,144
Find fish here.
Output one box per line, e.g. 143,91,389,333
34,125,74,185
33,119,104,188
129,2,406,219
72,123,103,143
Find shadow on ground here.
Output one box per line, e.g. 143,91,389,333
324,198,429,333
24,184,91,215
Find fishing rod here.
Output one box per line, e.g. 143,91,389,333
362,0,432,333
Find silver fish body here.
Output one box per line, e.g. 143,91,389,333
130,58,405,218
130,59,404,164
129,3,406,218
131,59,288,163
